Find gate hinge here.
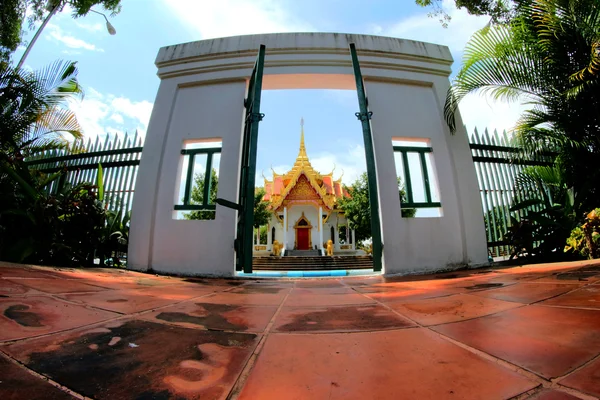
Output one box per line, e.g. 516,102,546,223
355,111,373,121
246,112,265,123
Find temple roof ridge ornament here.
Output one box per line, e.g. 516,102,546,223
297,117,308,162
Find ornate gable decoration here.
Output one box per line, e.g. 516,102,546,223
285,174,321,201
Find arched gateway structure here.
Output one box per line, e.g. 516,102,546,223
129,32,488,277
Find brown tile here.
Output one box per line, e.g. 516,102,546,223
389,294,522,326
362,286,460,303
0,355,73,400
433,306,600,378
5,319,259,400
559,356,600,398
0,279,43,296
142,301,277,332
527,389,582,400
134,285,218,300
0,264,61,279
228,285,292,295
58,289,182,314
532,265,600,284
273,304,416,332
473,283,581,304
0,296,118,341
197,291,288,306
238,329,537,400
540,285,600,309
7,278,111,294
295,279,345,288
284,289,375,307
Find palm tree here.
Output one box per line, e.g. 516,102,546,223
444,0,600,214
0,60,83,158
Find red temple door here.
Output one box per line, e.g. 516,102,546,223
297,229,309,250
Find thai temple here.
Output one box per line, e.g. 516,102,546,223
254,119,356,256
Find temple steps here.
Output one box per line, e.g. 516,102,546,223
252,255,373,271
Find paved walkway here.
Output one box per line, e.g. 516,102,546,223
1,260,600,400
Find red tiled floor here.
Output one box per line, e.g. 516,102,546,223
2,260,600,400
0,355,73,400
238,329,538,400
142,301,277,332
0,296,118,341
57,289,184,314
559,356,600,398
4,319,259,400
272,304,416,332
389,294,522,326
433,305,600,378
6,278,111,294
472,282,581,304
539,285,600,309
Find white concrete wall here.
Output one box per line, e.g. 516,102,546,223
365,80,487,274
129,80,246,276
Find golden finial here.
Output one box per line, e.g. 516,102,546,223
298,117,308,161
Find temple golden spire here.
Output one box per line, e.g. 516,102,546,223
297,117,308,161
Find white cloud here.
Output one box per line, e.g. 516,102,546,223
46,24,104,52
271,165,292,175
458,93,530,136
69,87,153,139
109,113,124,124
311,144,366,185
377,0,489,53
110,97,153,131
163,0,313,39
75,21,103,32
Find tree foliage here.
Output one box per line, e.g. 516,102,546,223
253,187,270,228
337,172,415,243
1,60,83,157
184,168,218,220
445,0,600,216
415,0,513,25
1,0,122,63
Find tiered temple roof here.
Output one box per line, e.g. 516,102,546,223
262,119,348,212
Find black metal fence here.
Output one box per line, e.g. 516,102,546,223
24,128,554,257
25,132,143,212
469,128,554,257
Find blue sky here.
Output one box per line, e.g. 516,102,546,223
15,0,524,185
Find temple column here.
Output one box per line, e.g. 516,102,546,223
351,229,356,250
283,206,288,253
267,223,272,250
318,206,324,254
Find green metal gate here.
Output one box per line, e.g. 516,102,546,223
350,43,383,272
216,45,266,273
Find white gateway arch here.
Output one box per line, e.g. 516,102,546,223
128,32,488,277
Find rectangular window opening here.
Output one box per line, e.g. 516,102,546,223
174,139,222,220
392,138,442,218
